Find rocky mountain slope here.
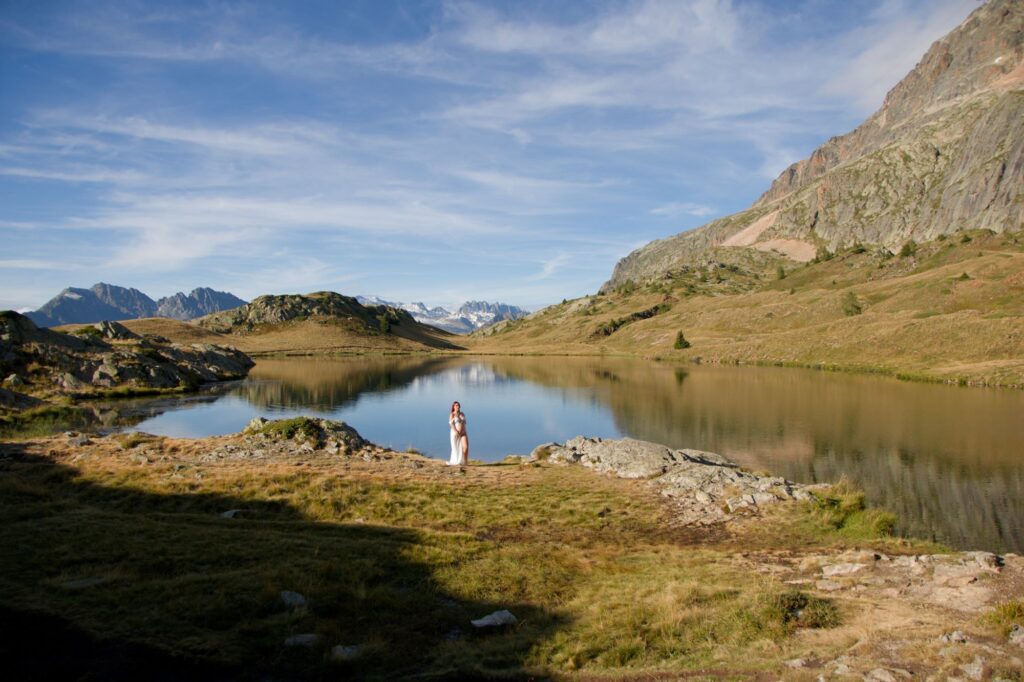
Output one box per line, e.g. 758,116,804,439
27,283,246,326
154,288,246,320
356,296,528,334
606,0,1023,289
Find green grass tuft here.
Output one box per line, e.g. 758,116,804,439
983,600,1024,637
0,405,90,439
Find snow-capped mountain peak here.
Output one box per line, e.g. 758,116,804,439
356,296,527,334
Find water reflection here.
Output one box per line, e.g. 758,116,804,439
126,355,1024,553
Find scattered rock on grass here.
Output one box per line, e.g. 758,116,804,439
1009,624,1024,646
822,562,865,577
220,509,241,519
66,433,91,446
471,610,517,628
959,656,985,680
280,590,307,609
940,630,968,644
329,644,363,661
284,633,321,648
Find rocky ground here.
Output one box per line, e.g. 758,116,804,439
535,435,825,526
0,311,253,415
5,418,1022,678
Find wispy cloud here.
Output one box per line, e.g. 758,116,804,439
0,259,58,270
650,202,715,218
820,0,977,113
0,0,980,310
527,253,572,282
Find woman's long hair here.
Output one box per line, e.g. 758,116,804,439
451,401,461,415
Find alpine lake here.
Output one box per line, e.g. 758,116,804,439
107,355,1024,554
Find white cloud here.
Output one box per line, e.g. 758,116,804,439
0,259,56,269
650,202,715,217
527,253,571,281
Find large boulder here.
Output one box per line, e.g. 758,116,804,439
79,320,140,340
243,417,368,452
538,436,822,525
548,436,679,479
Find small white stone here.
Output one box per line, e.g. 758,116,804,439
471,609,517,628
822,562,865,577
280,590,307,609
330,644,363,661
284,633,320,647
959,656,985,681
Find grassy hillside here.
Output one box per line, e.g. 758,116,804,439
470,230,1024,387
116,314,463,356
12,427,1019,680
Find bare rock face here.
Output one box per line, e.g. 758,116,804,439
540,436,820,525
605,0,1024,289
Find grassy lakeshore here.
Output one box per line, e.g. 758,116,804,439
469,231,1024,389
2,427,1023,680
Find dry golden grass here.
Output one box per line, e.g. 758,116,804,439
3,430,1020,679
468,231,1024,387
115,316,463,355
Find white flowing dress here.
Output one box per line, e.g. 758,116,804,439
448,412,466,465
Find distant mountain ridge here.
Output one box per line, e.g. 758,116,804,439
26,283,246,327
606,0,1024,289
356,296,528,334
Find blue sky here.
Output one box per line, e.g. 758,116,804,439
0,0,977,311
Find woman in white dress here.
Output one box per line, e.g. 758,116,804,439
448,401,468,466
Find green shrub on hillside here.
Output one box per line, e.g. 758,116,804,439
616,280,637,295
776,265,786,280
841,292,862,316
899,240,917,258
674,331,691,349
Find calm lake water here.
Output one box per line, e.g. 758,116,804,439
122,356,1024,553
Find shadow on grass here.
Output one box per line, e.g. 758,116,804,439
0,446,563,680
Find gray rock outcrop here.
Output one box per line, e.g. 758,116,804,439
0,311,254,395
540,436,820,525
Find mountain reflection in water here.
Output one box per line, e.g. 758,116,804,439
125,355,1024,553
